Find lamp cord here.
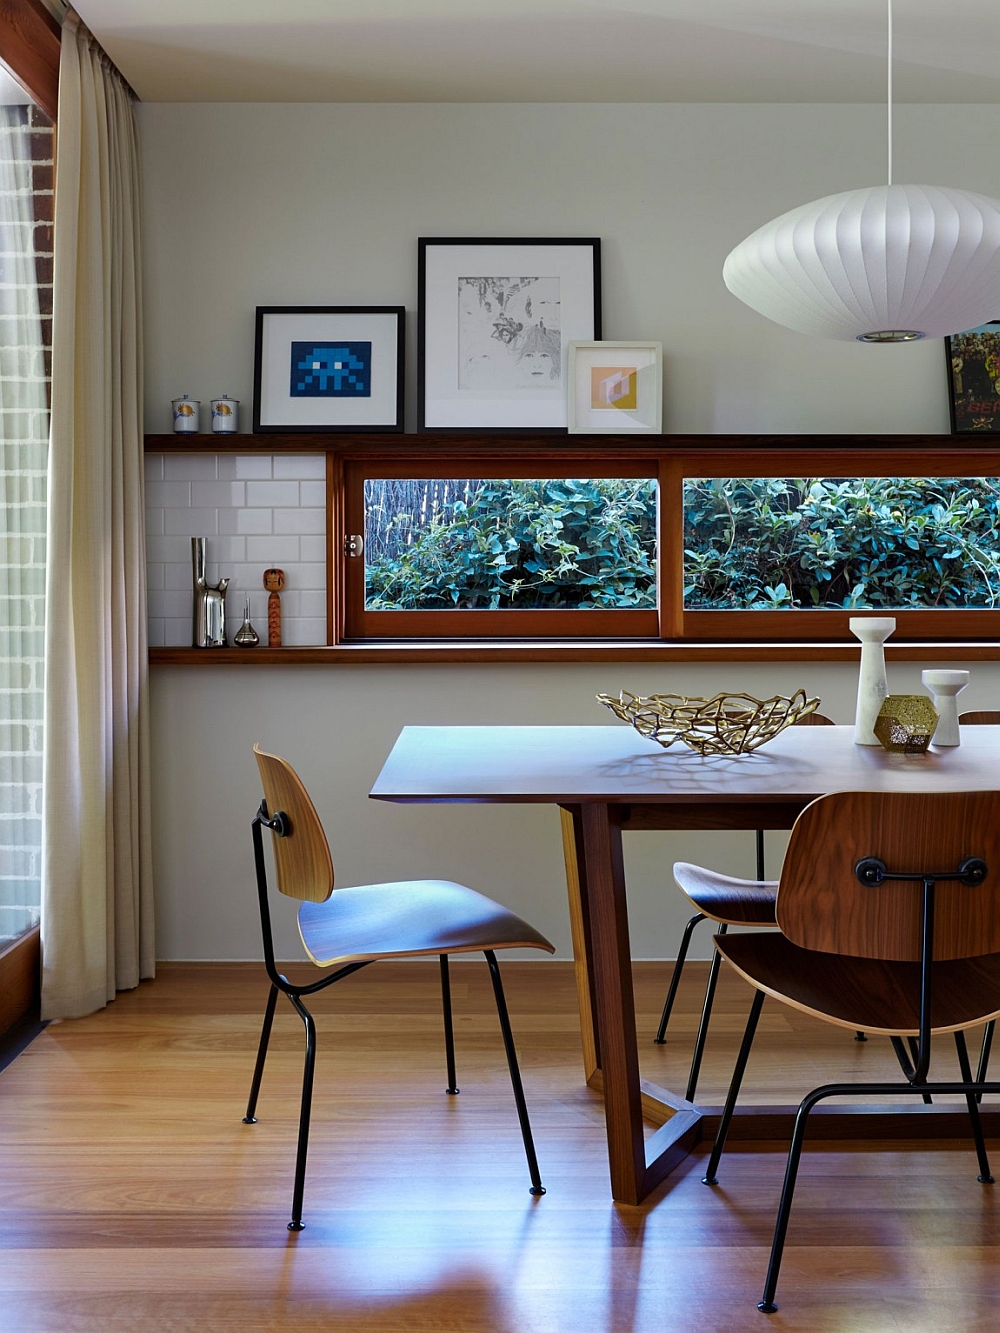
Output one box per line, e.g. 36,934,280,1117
886,0,893,186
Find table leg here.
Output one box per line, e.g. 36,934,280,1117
559,805,600,1081
578,802,649,1203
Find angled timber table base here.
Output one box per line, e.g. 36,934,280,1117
372,724,1000,1206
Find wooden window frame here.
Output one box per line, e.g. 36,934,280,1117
0,0,60,122
340,453,659,641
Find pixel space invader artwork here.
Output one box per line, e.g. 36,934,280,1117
290,341,372,397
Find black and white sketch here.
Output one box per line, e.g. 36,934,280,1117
458,276,561,391
419,238,601,431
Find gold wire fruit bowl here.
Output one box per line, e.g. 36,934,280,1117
597,689,820,755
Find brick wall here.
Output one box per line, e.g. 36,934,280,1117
0,102,52,946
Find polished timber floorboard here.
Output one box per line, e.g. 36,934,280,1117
1,960,999,1332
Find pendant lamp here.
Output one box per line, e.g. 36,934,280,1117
723,1,1000,342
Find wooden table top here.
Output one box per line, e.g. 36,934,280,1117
370,723,1000,806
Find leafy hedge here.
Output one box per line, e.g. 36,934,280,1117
363,474,1000,613
683,477,1000,609
364,477,656,610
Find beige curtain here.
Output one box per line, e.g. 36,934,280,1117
41,11,154,1019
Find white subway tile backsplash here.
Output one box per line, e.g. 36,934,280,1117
147,619,165,647
146,481,191,507
218,454,273,480
297,590,328,618
295,563,327,590
273,455,326,480
218,507,273,536
300,536,326,562
245,480,300,508
273,507,325,535
283,618,327,646
191,481,246,508
163,454,218,481
148,590,193,619
245,535,301,564
146,454,326,647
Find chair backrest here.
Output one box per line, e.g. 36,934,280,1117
795,711,835,726
960,711,1000,725
253,744,334,903
777,790,1000,962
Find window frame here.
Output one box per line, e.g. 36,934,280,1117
340,453,660,640
333,435,1000,647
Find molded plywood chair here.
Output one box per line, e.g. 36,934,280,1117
654,712,839,1102
701,789,1000,1314
244,744,555,1230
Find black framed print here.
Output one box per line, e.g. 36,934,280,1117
253,306,405,433
946,321,1000,433
418,238,601,432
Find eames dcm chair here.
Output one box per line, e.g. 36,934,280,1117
244,744,555,1230
701,789,1000,1314
654,713,845,1101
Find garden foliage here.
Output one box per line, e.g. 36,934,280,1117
364,477,657,610
683,476,1000,609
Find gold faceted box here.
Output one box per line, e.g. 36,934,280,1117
873,695,939,754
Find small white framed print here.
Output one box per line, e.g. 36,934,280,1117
567,341,662,434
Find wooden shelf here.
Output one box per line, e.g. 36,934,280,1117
150,641,1000,666
144,431,995,458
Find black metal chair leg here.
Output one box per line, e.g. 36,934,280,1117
439,954,459,1094
890,1036,933,1104
243,983,279,1124
286,993,318,1231
484,951,545,1197
755,828,766,882
703,988,765,1186
654,912,706,1044
955,1030,995,1184
977,1019,995,1103
758,1088,823,1314
686,924,728,1103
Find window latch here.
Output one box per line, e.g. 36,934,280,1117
344,534,364,558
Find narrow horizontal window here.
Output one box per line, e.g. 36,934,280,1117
365,477,656,611
342,467,659,640
684,477,1000,611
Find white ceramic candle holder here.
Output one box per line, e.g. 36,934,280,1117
849,616,895,745
921,669,969,747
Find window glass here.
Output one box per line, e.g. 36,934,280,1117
684,477,1000,611
0,73,51,946
364,477,657,611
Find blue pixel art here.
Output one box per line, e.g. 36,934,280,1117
290,341,372,397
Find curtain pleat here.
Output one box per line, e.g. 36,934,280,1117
41,10,153,1019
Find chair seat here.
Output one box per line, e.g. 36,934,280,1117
716,930,1000,1036
298,879,555,967
673,861,778,925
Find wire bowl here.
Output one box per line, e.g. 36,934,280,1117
597,689,820,755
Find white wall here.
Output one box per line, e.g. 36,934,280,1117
139,102,1000,960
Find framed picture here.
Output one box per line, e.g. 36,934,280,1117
945,322,1000,433
418,237,601,431
253,306,404,433
567,341,663,434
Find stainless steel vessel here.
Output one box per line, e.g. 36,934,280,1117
191,537,230,647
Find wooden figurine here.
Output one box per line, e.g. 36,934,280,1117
263,568,285,647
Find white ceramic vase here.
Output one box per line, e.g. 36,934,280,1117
849,616,896,745
921,669,969,747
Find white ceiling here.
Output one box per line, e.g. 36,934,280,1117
70,1,1000,104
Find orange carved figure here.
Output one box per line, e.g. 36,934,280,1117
263,568,285,647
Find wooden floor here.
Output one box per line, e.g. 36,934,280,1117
2,960,999,1332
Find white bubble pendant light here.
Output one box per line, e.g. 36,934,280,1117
723,3,1000,343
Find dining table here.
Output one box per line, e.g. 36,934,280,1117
370,721,1000,1205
